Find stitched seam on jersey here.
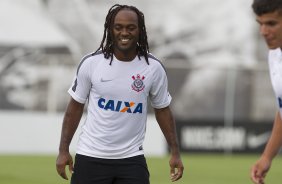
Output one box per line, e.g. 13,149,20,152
76,51,103,75
148,53,167,74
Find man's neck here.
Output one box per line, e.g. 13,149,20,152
114,51,137,62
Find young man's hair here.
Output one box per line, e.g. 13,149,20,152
252,0,282,16
95,4,150,65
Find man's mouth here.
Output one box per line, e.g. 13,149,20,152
264,37,273,43
120,38,130,43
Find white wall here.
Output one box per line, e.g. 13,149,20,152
0,111,166,156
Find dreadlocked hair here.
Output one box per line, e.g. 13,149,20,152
94,4,150,65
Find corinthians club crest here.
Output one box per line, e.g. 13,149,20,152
131,74,145,92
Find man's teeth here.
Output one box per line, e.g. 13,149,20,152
121,39,129,42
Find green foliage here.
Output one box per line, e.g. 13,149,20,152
0,154,281,184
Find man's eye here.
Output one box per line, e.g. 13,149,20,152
128,27,136,31
114,26,122,31
267,22,277,26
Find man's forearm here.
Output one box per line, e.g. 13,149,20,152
59,98,84,152
262,112,282,160
154,106,180,155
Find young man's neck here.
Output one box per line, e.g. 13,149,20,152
114,51,137,62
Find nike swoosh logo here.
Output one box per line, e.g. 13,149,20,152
100,78,114,82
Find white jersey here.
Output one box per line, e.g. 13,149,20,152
68,51,171,159
268,48,282,119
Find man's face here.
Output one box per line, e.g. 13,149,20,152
256,10,282,49
112,9,139,58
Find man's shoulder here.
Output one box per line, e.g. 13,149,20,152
79,51,106,66
147,53,166,71
76,51,105,74
147,53,162,63
82,50,105,62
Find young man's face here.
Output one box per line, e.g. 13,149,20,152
256,10,282,49
112,9,139,60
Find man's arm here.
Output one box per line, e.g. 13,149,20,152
154,106,184,182
56,97,84,180
250,111,282,184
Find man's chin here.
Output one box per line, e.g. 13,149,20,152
266,44,281,50
117,45,136,53
268,46,281,50
265,40,282,49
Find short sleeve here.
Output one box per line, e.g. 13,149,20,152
149,64,172,109
68,59,92,104
277,97,282,108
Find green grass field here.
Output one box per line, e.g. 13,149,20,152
0,154,281,184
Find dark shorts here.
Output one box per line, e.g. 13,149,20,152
71,154,150,184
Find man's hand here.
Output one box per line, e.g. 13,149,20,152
56,152,74,180
250,156,271,184
169,155,184,182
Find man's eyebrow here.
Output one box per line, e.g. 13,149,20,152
255,20,261,24
114,23,137,26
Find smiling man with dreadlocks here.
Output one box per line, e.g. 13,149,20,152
97,4,150,65
56,4,184,184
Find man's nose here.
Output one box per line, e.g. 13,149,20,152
260,25,269,36
121,28,129,35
